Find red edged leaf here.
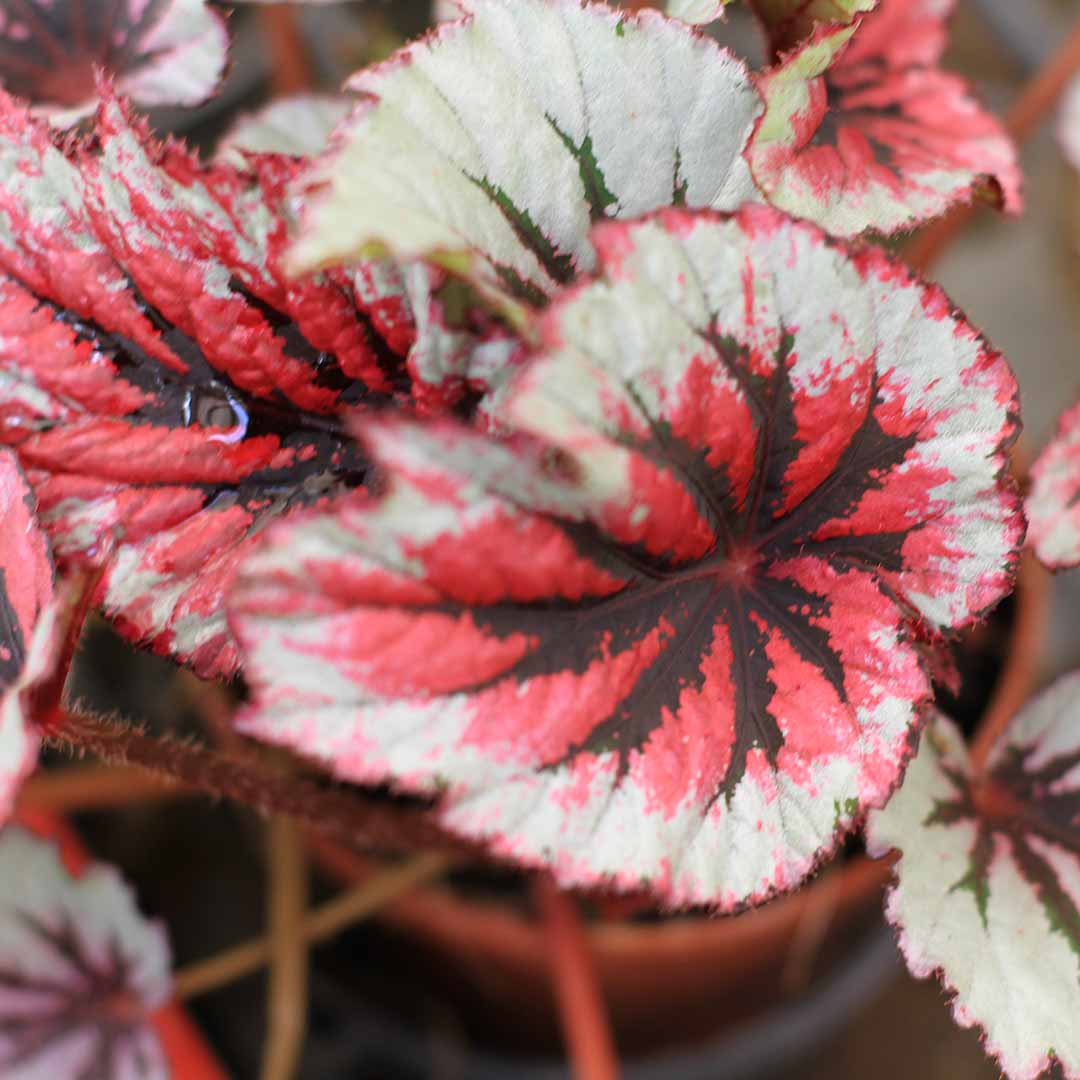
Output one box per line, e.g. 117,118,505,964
1027,399,1080,570
0,825,171,1078
746,0,1021,237
0,0,227,123
0,89,516,676
0,451,54,822
232,206,1022,909
867,684,1080,1080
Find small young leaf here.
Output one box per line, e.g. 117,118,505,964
746,0,1021,237
232,206,1022,909
867,678,1080,1080
217,94,353,163
0,825,171,1079
1027,400,1080,570
0,0,228,124
287,0,762,306
0,452,54,822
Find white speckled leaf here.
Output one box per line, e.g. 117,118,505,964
867,685,1080,1080
288,0,762,307
0,825,172,1078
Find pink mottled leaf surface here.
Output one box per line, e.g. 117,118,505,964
0,0,227,123
867,681,1080,1080
747,0,1021,237
0,450,54,824
1028,400,1080,570
0,825,171,1078
233,206,1021,909
0,90,512,677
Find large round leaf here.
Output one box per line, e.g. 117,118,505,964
232,206,1021,909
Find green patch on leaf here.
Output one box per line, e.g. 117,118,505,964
467,171,576,289
546,115,619,221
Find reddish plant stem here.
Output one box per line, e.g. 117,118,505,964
47,708,475,857
906,16,1080,272
533,875,620,1080
969,550,1050,776
259,6,314,95
33,567,107,739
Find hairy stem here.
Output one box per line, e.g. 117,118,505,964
969,551,1050,775
47,708,474,856
258,6,314,95
907,16,1080,271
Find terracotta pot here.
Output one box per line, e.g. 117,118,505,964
314,549,1049,1061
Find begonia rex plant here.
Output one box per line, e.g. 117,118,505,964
0,0,1078,1076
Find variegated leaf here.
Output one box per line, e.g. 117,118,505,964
0,452,54,823
746,0,1021,237
216,95,353,163
232,206,1022,909
0,90,517,677
0,825,171,1078
1027,399,1080,570
867,680,1080,1080
288,0,762,308
0,0,227,124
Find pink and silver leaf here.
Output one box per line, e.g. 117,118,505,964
0,825,171,1079
747,0,1021,238
0,90,418,677
0,0,227,124
1027,399,1080,570
233,205,1021,910
867,680,1080,1080
287,0,762,309
0,451,54,824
